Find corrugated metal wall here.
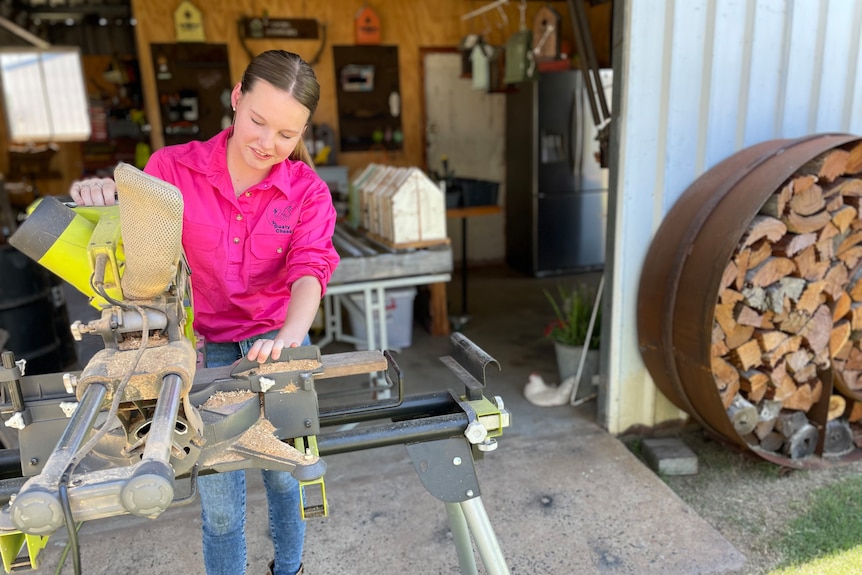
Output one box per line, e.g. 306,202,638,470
602,0,862,434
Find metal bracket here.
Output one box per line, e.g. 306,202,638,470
406,437,480,503
441,333,500,400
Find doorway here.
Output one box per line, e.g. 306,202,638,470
420,48,506,265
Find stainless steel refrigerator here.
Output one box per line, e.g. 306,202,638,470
505,69,613,277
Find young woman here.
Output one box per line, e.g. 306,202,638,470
70,50,339,575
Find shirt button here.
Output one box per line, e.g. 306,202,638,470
276,247,283,254
233,237,240,244
236,214,243,221
245,192,252,197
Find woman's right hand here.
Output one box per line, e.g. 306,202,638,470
69,177,117,206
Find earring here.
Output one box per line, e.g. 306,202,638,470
232,106,236,112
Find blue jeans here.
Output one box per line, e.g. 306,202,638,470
199,331,310,575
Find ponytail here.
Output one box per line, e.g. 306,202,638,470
290,138,315,169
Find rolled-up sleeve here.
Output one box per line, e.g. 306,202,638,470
285,179,340,295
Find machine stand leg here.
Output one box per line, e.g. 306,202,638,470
460,496,510,575
445,502,479,575
407,438,511,574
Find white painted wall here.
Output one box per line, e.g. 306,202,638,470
424,52,506,264
602,0,862,434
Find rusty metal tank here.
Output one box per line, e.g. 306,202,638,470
637,133,862,468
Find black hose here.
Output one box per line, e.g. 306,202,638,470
58,467,81,575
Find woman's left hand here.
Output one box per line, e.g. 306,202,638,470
247,337,300,363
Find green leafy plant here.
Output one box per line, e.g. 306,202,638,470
544,283,601,349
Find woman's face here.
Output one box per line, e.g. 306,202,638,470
230,79,310,171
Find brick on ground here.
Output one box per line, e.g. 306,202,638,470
641,437,698,476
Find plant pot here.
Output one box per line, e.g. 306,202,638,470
554,341,599,401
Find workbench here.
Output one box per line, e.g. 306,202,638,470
316,224,453,351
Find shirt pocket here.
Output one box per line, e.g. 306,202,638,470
182,222,225,308
249,234,289,291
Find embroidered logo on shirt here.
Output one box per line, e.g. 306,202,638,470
267,204,295,234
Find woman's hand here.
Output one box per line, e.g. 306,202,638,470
247,338,300,363
70,177,117,206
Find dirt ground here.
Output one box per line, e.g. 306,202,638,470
623,424,862,575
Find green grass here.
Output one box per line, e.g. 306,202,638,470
768,475,862,574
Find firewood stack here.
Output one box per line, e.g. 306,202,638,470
713,142,862,459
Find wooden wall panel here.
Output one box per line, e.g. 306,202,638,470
130,0,611,176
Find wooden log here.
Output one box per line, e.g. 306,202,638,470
825,192,845,212
743,286,770,312
772,232,817,258
798,149,850,183
827,394,847,421
726,393,758,436
837,229,862,255
830,319,852,357
823,263,849,299
756,330,793,353
740,369,770,403
780,277,807,302
837,245,862,268
754,399,783,439
824,418,853,456
799,304,833,354
776,309,812,335
784,210,833,234
762,335,802,368
720,288,745,305
795,280,826,315
785,348,813,373
760,182,793,217
712,355,740,408
849,401,862,423
771,363,798,402
725,324,756,350
741,215,787,247
790,183,826,215
834,291,852,320
734,304,763,328
721,260,738,290
832,205,857,234
825,176,862,196
746,257,797,288
759,431,785,452
783,380,822,412
776,409,809,438
735,249,751,290
794,245,830,281
845,142,862,175
784,423,819,459
728,339,763,371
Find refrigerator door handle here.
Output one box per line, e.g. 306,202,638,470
569,91,576,173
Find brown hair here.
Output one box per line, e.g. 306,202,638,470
240,50,319,167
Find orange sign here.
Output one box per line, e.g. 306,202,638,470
354,5,381,45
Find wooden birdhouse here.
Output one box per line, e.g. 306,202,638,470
532,4,561,61
354,165,447,247
470,41,494,91
355,4,381,45
174,0,205,42
504,29,535,84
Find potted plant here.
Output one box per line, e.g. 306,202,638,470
544,283,601,397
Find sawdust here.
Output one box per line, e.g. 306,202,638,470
238,359,321,376
200,390,255,408
282,383,299,393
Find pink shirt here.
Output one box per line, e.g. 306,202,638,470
144,129,340,343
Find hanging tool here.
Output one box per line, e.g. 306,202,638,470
565,0,612,167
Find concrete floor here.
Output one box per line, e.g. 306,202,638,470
14,266,745,574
